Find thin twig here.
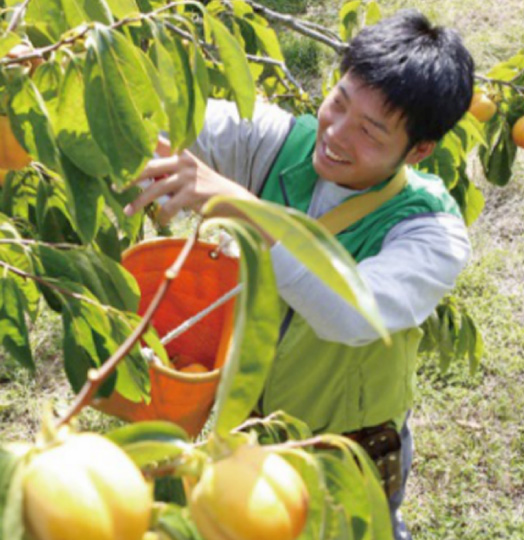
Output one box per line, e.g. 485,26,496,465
244,0,348,54
475,74,524,94
0,259,108,308
246,54,304,93
0,238,77,250
163,20,303,92
0,0,184,67
6,0,31,34
56,224,201,427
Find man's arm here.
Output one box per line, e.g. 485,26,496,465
271,213,471,346
124,99,294,225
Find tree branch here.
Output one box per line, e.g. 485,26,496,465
0,259,109,308
475,74,524,95
6,0,31,34
243,0,348,54
163,20,304,92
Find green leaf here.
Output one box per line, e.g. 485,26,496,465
456,115,487,152
277,449,328,540
7,75,59,170
107,421,189,467
210,221,280,436
487,53,524,82
152,30,193,150
240,410,313,445
438,307,454,373
242,18,284,62
99,179,143,245
339,1,361,41
148,29,185,150
31,61,64,129
95,212,123,261
62,308,98,391
203,197,388,341
345,441,394,540
0,214,40,319
206,14,255,119
188,44,209,148
365,1,381,26
24,0,69,43
0,447,20,540
481,123,517,186
84,26,165,186
0,448,28,540
61,293,110,379
156,503,201,540
0,33,21,59
107,312,151,402
35,176,78,244
60,155,105,244
36,245,139,311
465,314,483,375
105,0,140,19
56,57,112,177
0,278,34,371
462,178,485,226
60,0,113,26
319,453,366,538
456,312,470,359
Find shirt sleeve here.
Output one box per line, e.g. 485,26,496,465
190,99,294,194
270,213,471,346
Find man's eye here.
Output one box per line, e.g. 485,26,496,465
362,126,378,141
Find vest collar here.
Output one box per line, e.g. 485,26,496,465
279,152,406,213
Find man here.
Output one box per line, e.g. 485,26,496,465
125,10,474,538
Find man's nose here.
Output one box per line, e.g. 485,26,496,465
327,117,353,147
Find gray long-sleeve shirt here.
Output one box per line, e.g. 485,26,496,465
192,100,471,346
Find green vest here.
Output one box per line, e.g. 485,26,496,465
258,115,462,434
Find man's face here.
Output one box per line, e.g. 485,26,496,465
313,72,432,190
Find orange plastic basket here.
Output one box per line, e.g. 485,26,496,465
95,238,239,437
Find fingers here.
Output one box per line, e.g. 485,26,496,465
136,154,181,183
155,134,172,158
124,175,179,217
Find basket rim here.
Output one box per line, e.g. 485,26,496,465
150,361,222,383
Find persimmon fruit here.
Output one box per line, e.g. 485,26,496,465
468,92,497,122
0,115,31,185
23,433,152,540
511,116,524,148
179,363,209,373
189,445,309,540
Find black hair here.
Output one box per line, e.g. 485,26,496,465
340,10,474,146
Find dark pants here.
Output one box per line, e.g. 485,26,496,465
389,413,414,540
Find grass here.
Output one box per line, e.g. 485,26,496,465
1,1,524,539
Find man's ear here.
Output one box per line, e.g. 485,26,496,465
404,140,436,165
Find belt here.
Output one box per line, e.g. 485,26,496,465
343,422,403,498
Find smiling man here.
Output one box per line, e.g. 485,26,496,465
125,10,474,539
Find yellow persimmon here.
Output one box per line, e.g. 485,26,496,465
23,433,152,540
511,116,524,148
468,92,497,122
189,445,309,540
0,115,31,184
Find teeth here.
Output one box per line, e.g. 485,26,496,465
325,145,350,163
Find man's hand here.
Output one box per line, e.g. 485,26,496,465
123,148,258,226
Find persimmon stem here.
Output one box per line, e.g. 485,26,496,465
56,225,201,428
